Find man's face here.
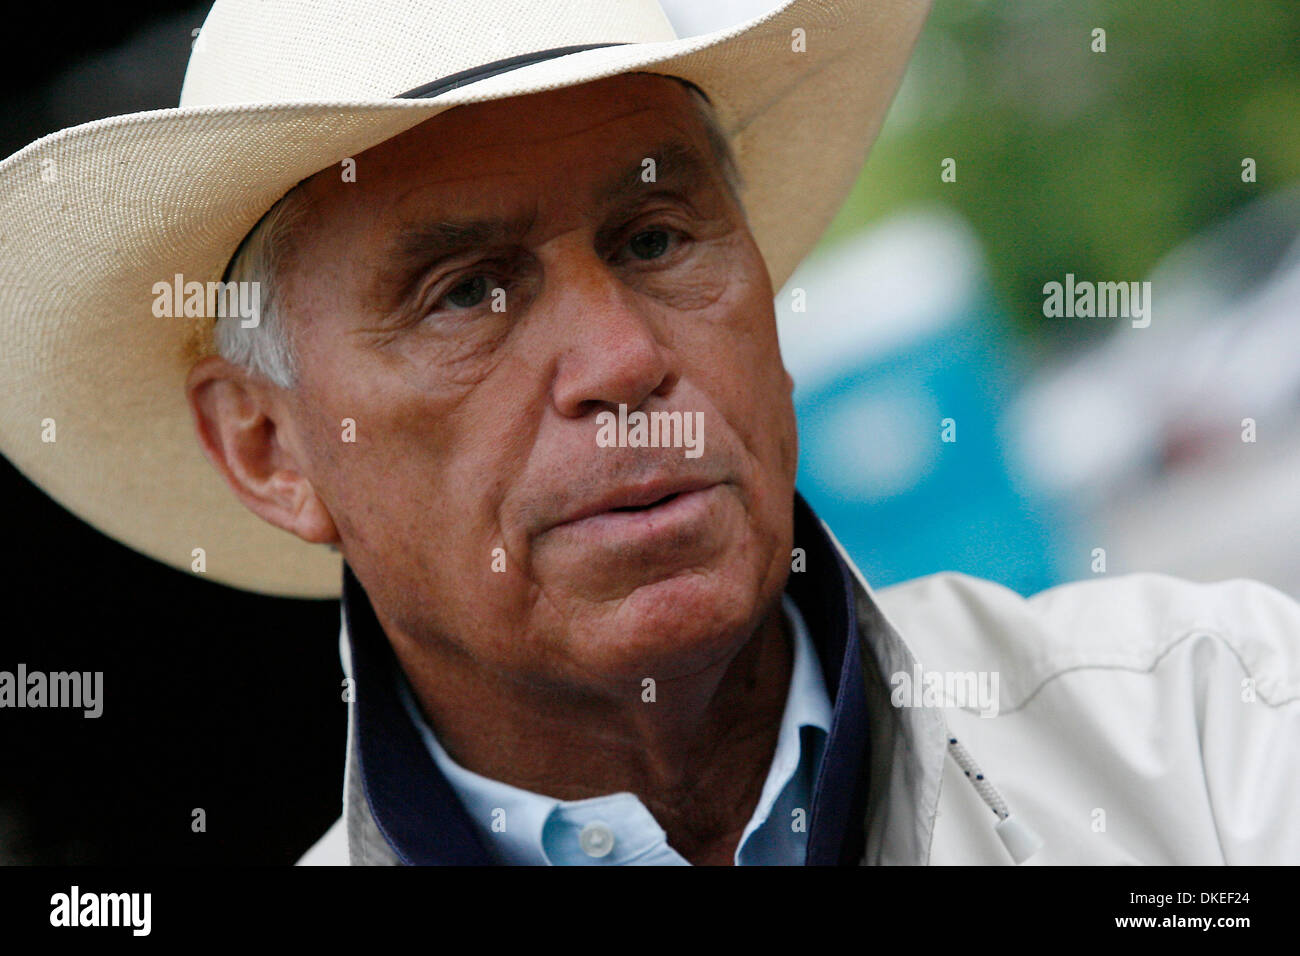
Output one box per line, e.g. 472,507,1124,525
277,73,797,691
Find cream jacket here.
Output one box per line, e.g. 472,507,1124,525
300,526,1300,865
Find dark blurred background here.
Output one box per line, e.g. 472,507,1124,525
2,6,345,864
2,0,1298,863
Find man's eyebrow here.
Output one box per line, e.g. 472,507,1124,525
372,213,535,310
593,139,718,210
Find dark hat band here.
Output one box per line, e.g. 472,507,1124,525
396,42,629,99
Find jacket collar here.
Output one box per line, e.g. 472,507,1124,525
337,491,948,865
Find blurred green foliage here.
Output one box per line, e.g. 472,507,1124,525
821,0,1300,341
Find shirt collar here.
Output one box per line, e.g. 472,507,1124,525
342,489,871,865
733,593,833,861
396,593,833,865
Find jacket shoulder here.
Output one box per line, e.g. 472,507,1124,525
873,571,1300,708
296,816,348,866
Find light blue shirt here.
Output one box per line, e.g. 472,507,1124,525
397,594,833,865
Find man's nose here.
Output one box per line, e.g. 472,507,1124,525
544,251,677,419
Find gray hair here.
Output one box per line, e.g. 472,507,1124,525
215,188,310,388
215,80,743,389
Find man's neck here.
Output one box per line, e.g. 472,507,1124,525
384,597,793,866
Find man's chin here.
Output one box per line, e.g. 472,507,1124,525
551,567,779,684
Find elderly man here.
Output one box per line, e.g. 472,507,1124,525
1,0,1297,866
198,70,828,865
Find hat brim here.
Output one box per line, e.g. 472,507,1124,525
0,0,929,597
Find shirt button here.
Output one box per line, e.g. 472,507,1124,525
578,822,615,858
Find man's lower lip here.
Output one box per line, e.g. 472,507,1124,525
552,485,720,538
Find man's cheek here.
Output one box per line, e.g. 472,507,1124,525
646,238,757,317
646,266,731,314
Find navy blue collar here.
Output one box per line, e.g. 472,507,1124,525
343,490,871,865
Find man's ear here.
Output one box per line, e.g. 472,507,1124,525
185,355,340,546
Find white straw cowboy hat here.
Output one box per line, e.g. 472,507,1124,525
0,0,929,598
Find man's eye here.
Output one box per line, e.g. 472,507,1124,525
626,229,672,261
443,274,490,309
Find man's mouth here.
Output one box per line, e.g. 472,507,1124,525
549,478,721,533
607,492,683,513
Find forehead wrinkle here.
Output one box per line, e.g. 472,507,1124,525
356,86,708,231
421,99,691,163
367,94,702,213
387,133,708,224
